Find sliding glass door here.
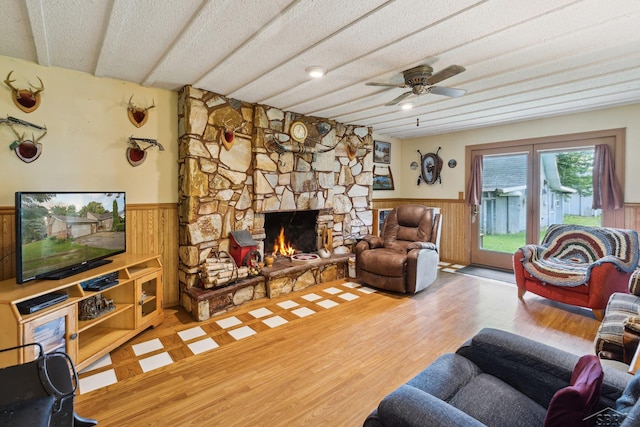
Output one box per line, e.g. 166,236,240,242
468,133,615,271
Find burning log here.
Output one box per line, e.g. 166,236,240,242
273,226,296,257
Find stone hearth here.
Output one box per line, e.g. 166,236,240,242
181,254,352,321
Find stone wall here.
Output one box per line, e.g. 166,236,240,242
177,85,373,308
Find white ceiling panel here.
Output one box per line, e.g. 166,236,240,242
1,0,639,138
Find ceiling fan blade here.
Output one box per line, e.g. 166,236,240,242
426,65,465,85
429,86,467,98
366,82,407,88
385,91,413,106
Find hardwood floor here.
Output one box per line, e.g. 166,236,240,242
75,270,601,426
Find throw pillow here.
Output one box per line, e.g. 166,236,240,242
543,354,604,427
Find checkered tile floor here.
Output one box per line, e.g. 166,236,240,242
438,261,466,273
78,281,377,394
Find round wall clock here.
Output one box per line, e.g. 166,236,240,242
290,121,308,142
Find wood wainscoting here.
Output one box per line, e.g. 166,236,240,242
0,203,179,307
373,197,469,265
625,204,640,232
375,198,640,267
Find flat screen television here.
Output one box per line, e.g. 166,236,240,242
15,192,126,284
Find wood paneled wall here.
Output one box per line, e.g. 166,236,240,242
375,199,640,266
0,204,179,307
3,200,636,300
625,204,640,233
373,198,469,264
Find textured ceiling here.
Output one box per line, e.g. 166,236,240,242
1,0,639,139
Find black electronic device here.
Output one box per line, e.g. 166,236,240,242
81,272,119,292
16,293,69,314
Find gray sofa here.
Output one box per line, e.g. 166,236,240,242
364,328,640,427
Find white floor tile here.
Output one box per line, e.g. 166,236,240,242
80,353,112,373
216,316,242,329
323,287,342,295
277,300,298,309
438,261,450,266
132,338,164,356
339,292,359,301
452,264,466,269
188,337,219,355
357,287,377,294
249,307,273,318
178,326,206,342
228,326,257,340
139,352,173,373
317,299,339,309
79,369,117,394
442,268,457,273
262,315,288,328
302,293,322,302
292,307,316,318
342,282,361,288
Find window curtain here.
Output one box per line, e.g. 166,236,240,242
465,155,483,207
592,144,622,210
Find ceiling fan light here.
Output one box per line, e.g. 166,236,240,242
306,66,326,78
401,102,413,110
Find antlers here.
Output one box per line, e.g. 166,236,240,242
128,95,155,112
127,95,155,127
4,71,45,113
7,123,47,145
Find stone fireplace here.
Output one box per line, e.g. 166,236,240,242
264,209,320,255
177,85,373,320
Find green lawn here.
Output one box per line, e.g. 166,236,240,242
481,214,601,253
22,237,114,277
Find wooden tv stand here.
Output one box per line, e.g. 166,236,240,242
0,253,163,371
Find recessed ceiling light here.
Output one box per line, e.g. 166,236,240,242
306,66,326,78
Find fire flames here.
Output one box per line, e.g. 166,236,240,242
273,226,296,257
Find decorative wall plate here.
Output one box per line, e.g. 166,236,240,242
448,159,457,168
13,141,42,163
126,147,147,166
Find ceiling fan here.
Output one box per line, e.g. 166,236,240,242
366,64,467,106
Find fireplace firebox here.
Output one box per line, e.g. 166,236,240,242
264,210,319,255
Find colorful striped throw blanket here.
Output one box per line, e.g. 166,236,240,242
519,224,639,287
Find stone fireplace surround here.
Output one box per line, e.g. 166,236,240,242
177,86,374,320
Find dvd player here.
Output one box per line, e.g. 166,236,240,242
17,293,68,314
81,271,119,292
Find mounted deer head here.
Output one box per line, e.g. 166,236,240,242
219,116,246,151
127,95,155,127
4,71,45,113
8,124,47,163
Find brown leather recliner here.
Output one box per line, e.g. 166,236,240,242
355,205,441,293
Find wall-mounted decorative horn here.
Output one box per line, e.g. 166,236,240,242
4,71,45,113
1,116,47,163
127,95,155,127
126,136,164,166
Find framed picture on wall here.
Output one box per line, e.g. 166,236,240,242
373,165,394,190
374,140,391,164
